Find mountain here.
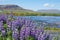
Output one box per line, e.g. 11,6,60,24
37,9,60,13
0,5,24,10
0,5,33,12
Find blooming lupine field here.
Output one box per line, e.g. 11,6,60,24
0,13,60,40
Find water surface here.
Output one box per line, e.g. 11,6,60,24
16,16,60,23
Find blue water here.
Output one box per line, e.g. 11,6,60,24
16,16,60,23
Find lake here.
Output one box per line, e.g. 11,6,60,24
14,16,60,23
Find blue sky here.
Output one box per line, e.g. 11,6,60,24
0,0,60,11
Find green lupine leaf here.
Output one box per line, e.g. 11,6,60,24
0,36,3,40
7,30,12,36
4,24,8,29
7,37,10,40
3,37,7,40
28,36,35,40
54,37,59,40
8,17,12,20
7,36,13,40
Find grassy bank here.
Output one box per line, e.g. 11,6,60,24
0,11,60,16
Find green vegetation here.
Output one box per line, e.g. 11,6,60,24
0,10,60,16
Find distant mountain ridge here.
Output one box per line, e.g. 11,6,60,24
37,9,60,13
0,5,33,12
0,5,24,10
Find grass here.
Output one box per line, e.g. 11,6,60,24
44,28,60,32
0,11,60,16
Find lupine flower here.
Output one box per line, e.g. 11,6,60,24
0,21,3,30
24,27,30,39
12,29,19,40
1,29,6,37
20,27,26,40
30,27,35,36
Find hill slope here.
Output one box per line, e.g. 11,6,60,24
0,5,33,12
37,9,60,13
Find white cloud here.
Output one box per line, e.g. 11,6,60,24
44,3,49,7
43,3,55,7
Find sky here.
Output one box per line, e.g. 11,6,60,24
0,0,60,11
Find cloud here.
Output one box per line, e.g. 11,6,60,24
43,3,55,7
44,3,49,7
